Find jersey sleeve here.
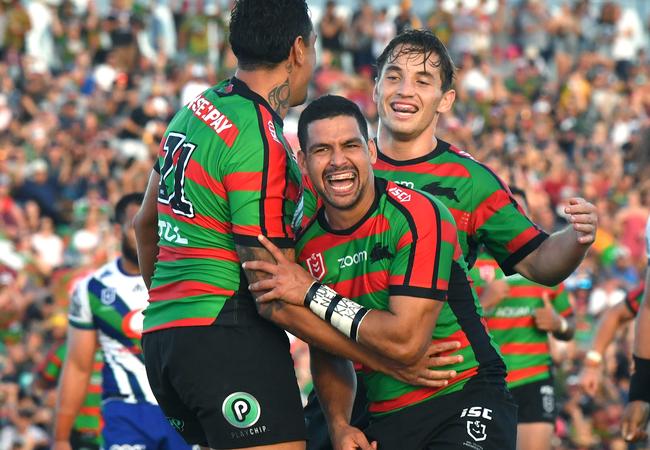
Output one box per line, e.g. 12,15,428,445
68,277,95,330
624,284,645,316
39,345,64,384
551,283,573,318
471,170,548,275
221,119,295,249
387,191,456,301
300,173,321,229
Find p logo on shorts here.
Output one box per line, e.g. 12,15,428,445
222,392,261,428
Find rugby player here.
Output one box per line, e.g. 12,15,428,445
300,29,597,450
54,194,190,450
246,95,517,450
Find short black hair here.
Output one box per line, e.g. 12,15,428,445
376,29,456,92
114,192,144,225
298,95,369,151
230,0,313,70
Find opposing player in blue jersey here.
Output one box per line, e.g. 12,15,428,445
53,193,191,450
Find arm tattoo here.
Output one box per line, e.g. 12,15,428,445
268,78,291,118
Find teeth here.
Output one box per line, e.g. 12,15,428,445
392,104,417,113
327,173,355,181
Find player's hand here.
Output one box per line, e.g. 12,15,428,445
622,400,650,442
52,441,72,450
578,366,601,397
244,235,315,305
480,279,509,309
564,197,597,245
534,291,561,332
331,423,377,450
387,340,463,387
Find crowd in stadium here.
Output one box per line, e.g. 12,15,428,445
0,0,649,448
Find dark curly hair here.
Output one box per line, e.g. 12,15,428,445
230,0,313,70
376,29,456,92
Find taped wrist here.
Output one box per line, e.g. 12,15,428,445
630,355,650,403
304,282,369,341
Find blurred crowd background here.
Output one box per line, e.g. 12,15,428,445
0,0,649,448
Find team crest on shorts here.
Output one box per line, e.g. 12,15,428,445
467,420,487,442
306,253,327,281
222,392,261,428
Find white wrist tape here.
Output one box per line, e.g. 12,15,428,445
304,282,370,341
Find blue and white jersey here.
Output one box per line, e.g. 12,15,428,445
68,258,156,404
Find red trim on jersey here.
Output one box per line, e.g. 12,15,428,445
507,285,553,299
506,365,549,383
76,428,101,434
387,185,439,288
159,204,230,234
373,159,471,178
300,215,391,258
157,245,239,263
506,226,544,255
223,172,263,192
559,307,573,317
187,95,239,147
79,406,101,416
396,230,413,251
185,159,226,199
259,107,292,239
144,317,216,332
87,385,102,394
368,366,479,413
149,281,235,302
486,316,535,329
471,189,513,233
499,342,549,354
331,270,389,299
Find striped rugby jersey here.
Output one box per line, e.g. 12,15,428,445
297,178,504,416
471,254,573,388
68,258,156,404
145,77,302,332
303,139,548,273
41,344,103,440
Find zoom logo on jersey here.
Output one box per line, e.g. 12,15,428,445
222,392,261,428
338,251,367,269
395,180,414,189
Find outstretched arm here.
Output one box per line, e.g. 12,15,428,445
514,198,597,285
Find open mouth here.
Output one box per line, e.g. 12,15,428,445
390,102,418,116
325,171,357,194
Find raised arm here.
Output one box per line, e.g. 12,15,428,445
514,198,597,285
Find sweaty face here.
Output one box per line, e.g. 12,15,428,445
300,116,376,212
374,46,454,141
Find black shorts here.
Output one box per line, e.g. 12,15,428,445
510,378,556,424
364,379,517,450
142,310,306,448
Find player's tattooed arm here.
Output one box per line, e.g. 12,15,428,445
267,77,291,119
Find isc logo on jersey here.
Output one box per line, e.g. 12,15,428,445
338,251,367,269
388,186,411,203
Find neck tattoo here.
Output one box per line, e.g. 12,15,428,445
268,78,291,117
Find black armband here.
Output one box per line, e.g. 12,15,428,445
629,355,650,403
304,282,370,342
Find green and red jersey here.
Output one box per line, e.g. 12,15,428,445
304,139,548,273
625,283,645,316
471,255,573,388
40,343,103,440
297,178,504,416
469,251,506,297
145,78,302,332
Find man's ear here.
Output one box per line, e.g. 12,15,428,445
291,35,306,67
437,89,456,114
